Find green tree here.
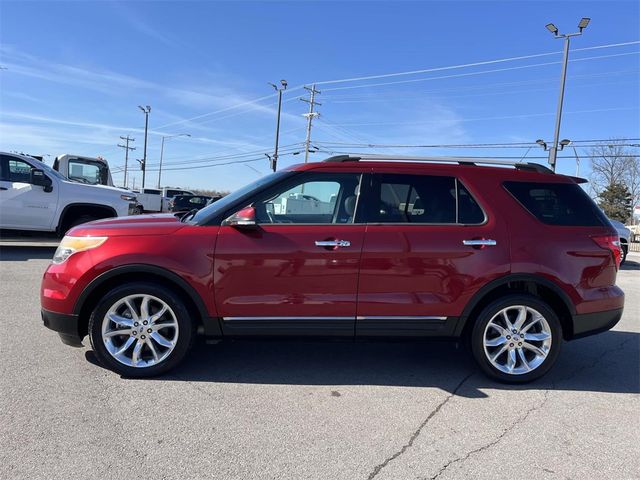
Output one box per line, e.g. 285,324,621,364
598,182,632,222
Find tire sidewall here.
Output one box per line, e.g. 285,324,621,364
89,282,194,377
471,294,562,383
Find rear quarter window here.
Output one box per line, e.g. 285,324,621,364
504,181,608,226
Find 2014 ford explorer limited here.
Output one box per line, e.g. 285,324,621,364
41,156,624,383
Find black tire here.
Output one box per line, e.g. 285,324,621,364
470,294,562,383
88,282,194,377
621,245,628,265
60,215,96,236
134,205,143,215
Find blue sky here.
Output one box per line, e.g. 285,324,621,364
1,0,638,191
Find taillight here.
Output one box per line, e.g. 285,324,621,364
591,234,622,269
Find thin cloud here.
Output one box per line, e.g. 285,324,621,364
108,2,180,48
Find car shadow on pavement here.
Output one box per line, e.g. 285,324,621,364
621,259,639,270
89,329,639,398
0,247,56,261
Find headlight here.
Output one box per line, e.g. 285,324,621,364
53,236,108,264
121,194,136,202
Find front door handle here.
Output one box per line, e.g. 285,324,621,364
463,239,497,247
315,239,351,248
0,187,7,191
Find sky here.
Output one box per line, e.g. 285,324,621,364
0,0,639,191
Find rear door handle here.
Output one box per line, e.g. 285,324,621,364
0,187,7,191
315,239,351,248
463,239,497,246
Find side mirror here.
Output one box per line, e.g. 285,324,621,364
223,206,257,228
30,168,53,193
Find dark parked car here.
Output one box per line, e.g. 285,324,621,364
41,155,624,382
168,194,211,213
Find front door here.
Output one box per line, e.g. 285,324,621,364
213,171,365,336
356,172,510,337
0,155,58,231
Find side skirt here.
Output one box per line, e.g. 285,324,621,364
220,316,458,338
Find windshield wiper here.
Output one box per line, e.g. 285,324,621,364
181,208,199,223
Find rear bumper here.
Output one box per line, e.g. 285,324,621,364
570,307,624,340
41,309,84,347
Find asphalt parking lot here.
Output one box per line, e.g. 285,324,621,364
1,247,638,480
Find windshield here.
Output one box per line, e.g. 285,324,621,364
189,171,289,224
67,159,109,185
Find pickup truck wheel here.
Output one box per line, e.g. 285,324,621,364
88,283,194,377
68,215,96,229
134,205,143,215
471,294,562,383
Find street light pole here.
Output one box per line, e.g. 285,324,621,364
158,133,190,188
138,105,151,188
269,80,287,172
545,18,590,171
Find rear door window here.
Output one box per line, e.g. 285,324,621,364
504,181,608,226
367,174,484,224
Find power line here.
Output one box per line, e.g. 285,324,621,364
321,79,638,105
320,69,639,100
321,51,640,92
312,150,639,160
313,40,640,86
110,144,306,173
141,41,638,131
314,106,637,128
311,139,640,149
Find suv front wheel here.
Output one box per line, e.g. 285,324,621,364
471,294,562,383
88,283,194,377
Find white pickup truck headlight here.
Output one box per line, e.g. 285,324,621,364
53,236,108,264
121,194,137,202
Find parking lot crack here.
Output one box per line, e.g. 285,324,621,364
427,388,551,480
558,338,635,384
365,372,474,480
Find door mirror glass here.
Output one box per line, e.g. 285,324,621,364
30,168,53,192
223,206,257,228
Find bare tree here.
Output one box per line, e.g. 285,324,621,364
624,154,640,210
588,142,629,196
588,141,640,222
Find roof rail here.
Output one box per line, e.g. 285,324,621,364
322,154,554,174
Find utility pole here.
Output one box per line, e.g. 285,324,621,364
117,135,136,188
544,18,590,171
301,84,321,163
138,105,151,187
268,80,287,172
158,133,190,188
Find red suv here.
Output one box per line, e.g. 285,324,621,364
41,156,624,382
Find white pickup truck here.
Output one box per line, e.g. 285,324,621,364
133,187,195,213
0,152,136,235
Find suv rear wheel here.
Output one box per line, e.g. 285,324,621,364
471,294,562,383
88,283,194,377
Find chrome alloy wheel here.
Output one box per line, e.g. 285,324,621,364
482,305,552,375
101,294,179,368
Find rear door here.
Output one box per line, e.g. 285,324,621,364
356,171,510,337
213,171,365,336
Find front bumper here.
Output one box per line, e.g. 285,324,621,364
41,309,84,347
570,307,624,340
